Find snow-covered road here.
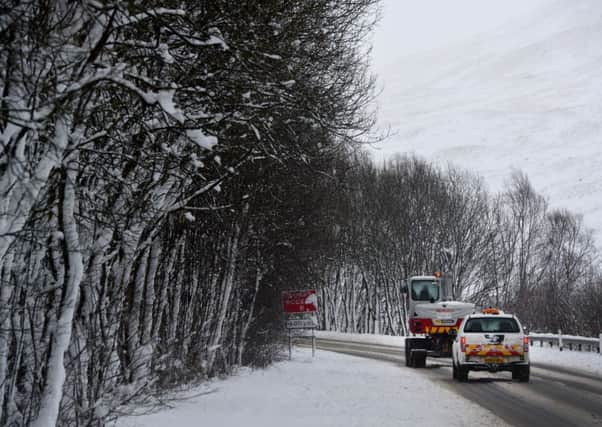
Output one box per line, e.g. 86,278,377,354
314,330,602,378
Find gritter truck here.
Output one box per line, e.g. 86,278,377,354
403,273,474,368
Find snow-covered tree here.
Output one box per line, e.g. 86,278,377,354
1,0,379,425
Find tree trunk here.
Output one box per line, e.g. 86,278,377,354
0,252,14,422
141,239,161,345
128,247,149,383
32,162,84,427
238,267,262,365
207,204,247,371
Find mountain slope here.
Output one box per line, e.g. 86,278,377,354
373,0,602,242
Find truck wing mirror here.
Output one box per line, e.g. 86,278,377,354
401,281,408,294
449,329,458,339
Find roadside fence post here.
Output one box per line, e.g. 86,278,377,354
558,329,563,351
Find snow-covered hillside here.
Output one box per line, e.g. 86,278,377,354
372,0,602,243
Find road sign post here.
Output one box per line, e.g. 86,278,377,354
282,289,318,359
312,327,315,357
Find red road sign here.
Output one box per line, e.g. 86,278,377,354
282,289,317,313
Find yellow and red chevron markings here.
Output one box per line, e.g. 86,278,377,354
424,326,457,334
465,344,523,357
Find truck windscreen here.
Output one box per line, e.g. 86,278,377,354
411,280,439,301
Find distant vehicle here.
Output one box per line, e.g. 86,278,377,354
403,273,474,368
451,309,530,382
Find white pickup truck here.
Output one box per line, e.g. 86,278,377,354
451,309,530,382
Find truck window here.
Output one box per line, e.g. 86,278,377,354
411,280,439,301
464,318,520,333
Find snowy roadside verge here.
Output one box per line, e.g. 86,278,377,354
315,331,602,378
529,346,602,378
315,330,406,347
114,348,507,427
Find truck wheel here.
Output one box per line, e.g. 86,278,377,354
452,362,458,380
414,350,427,368
458,365,469,382
513,366,530,382
405,338,428,369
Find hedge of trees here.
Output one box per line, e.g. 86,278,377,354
0,1,378,425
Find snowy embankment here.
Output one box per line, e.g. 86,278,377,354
316,331,602,378
115,348,507,427
529,346,602,378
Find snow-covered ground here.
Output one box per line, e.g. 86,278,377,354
115,331,600,427
316,330,602,378
371,0,602,244
114,348,507,427
529,345,602,377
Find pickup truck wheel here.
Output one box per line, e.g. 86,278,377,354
512,368,520,380
452,362,458,380
512,366,530,382
405,341,412,367
458,365,469,382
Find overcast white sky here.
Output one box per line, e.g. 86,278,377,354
370,0,550,70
